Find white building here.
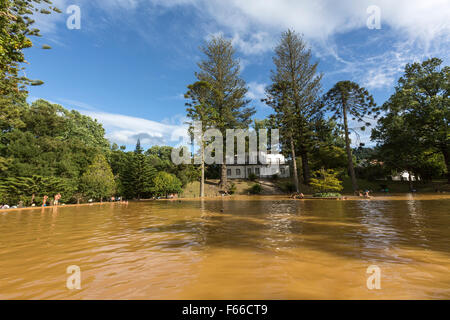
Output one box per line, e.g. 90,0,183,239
391,171,420,182
226,153,291,179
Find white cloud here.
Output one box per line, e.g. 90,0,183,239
32,1,449,101
35,1,450,43
83,110,190,146
54,98,189,147
111,0,449,88
247,82,267,101
363,70,396,90
231,32,275,55
57,98,98,111
326,37,449,90
144,0,449,43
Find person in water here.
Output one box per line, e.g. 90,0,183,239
42,195,48,207
53,193,62,206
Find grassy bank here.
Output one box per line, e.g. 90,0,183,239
182,177,450,198
181,179,284,198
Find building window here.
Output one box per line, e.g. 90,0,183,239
227,169,232,176
255,168,260,175
248,168,252,176
236,169,241,176
281,167,285,175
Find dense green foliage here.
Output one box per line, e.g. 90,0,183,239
313,193,342,198
0,175,74,206
80,154,116,201
249,183,263,195
310,169,344,193
372,58,449,183
0,100,194,205
0,99,111,205
1,1,60,141
152,172,182,197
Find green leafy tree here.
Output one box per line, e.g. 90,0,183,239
109,144,129,196
0,0,60,98
323,81,378,193
0,175,75,206
196,35,255,189
310,169,343,193
80,154,116,201
152,172,182,198
372,58,449,183
2,100,108,180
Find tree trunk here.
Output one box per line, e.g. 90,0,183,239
443,147,450,184
220,164,227,190
290,137,300,193
408,171,415,191
343,104,358,193
200,139,205,198
300,149,311,184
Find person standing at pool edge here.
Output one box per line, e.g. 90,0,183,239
53,193,61,206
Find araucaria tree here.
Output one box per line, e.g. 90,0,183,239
264,30,322,191
185,81,218,198
196,36,255,189
323,81,378,193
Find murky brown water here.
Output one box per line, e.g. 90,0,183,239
1,195,449,300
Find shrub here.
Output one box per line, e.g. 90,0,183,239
228,183,237,195
249,183,263,194
310,169,343,193
313,193,342,198
280,181,296,193
248,173,258,181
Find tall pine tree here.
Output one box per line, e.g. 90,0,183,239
265,30,322,188
131,139,156,200
196,35,255,189
185,81,218,198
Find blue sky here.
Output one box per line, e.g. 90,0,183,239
26,0,450,149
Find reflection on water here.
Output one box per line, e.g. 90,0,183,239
0,197,449,299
